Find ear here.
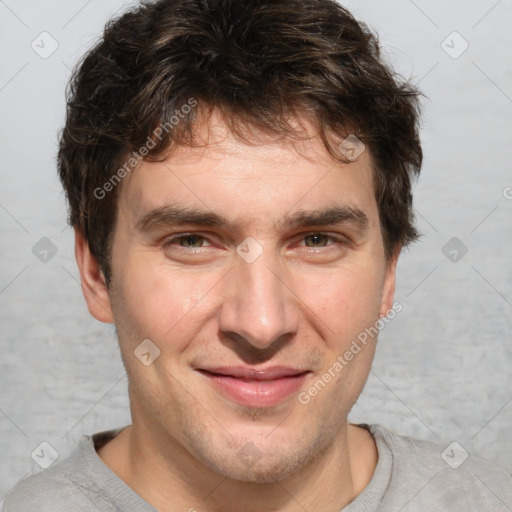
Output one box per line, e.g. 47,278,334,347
379,249,399,318
74,227,114,323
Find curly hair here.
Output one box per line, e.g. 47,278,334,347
58,0,423,284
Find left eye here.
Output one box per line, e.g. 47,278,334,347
165,234,209,248
302,233,334,248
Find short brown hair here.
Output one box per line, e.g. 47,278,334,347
58,0,423,283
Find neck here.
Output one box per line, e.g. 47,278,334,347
97,421,377,512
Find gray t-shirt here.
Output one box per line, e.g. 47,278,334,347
3,424,511,511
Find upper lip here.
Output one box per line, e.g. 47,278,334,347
197,366,309,380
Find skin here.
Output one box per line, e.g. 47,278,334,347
75,110,398,512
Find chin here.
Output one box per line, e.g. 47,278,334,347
188,426,332,485
202,451,307,484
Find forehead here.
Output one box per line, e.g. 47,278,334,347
117,112,378,231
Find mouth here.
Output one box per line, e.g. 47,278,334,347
197,366,311,408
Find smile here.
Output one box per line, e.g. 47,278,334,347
197,366,311,407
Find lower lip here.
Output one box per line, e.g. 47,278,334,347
200,371,309,407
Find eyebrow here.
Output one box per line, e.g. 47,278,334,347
136,204,369,233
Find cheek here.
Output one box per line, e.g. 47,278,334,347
299,268,382,413
302,263,384,340
110,252,223,349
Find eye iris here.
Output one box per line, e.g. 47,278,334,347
305,234,328,247
180,235,202,248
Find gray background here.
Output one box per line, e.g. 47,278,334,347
1,0,511,502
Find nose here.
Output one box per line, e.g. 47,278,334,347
218,246,299,350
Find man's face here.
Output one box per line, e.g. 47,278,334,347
95,113,397,483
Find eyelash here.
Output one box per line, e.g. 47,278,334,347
162,232,348,251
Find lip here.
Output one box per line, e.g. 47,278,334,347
197,366,310,407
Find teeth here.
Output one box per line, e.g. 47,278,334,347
203,370,304,381
226,376,267,382
218,374,275,381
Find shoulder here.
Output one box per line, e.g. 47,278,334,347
3,464,92,512
3,432,118,512
369,424,512,510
